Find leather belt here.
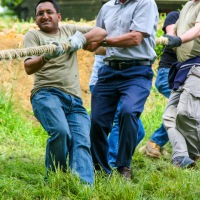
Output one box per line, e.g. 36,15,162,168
105,60,151,70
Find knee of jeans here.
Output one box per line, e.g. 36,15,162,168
120,108,138,119
91,114,112,129
91,116,100,128
76,130,91,146
50,126,68,139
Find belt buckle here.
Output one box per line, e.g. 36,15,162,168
119,62,126,69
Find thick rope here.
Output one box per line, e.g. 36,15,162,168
155,36,168,45
0,42,71,60
0,37,168,60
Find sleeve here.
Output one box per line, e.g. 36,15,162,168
95,7,106,29
162,11,180,33
195,9,200,23
23,31,40,61
130,0,158,37
63,24,93,35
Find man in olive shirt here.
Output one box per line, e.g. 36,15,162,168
163,0,200,168
23,0,107,184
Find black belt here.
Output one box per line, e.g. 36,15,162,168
105,60,151,70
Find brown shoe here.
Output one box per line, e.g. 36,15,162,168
117,167,131,180
145,141,161,158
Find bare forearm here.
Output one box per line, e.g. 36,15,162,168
83,30,144,51
180,23,200,43
24,55,46,75
105,31,144,47
165,24,176,35
95,46,106,55
84,27,107,43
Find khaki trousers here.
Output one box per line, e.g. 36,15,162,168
163,66,200,159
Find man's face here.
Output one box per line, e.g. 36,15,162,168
35,2,61,34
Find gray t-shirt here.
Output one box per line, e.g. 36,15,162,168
23,24,92,99
96,0,158,62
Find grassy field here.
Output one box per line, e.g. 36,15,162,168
0,16,200,200
0,84,200,200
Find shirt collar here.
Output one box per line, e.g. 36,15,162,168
115,0,137,4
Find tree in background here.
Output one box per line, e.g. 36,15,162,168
1,0,23,7
1,0,28,20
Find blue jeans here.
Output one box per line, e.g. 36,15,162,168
150,67,171,147
108,101,145,167
90,65,153,174
31,88,94,184
90,85,145,168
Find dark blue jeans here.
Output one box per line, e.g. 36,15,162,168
31,88,94,184
108,101,145,167
90,65,153,174
90,85,145,168
150,68,171,147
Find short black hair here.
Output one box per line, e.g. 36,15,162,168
35,0,60,15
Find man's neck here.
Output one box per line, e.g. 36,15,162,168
120,0,127,3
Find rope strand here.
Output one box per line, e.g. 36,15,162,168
155,36,168,45
0,42,71,60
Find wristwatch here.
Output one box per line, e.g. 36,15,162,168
101,38,108,47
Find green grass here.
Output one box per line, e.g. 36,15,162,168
1,84,200,200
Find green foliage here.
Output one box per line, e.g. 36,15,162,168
1,0,23,19
155,29,164,59
154,13,166,59
1,0,23,8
